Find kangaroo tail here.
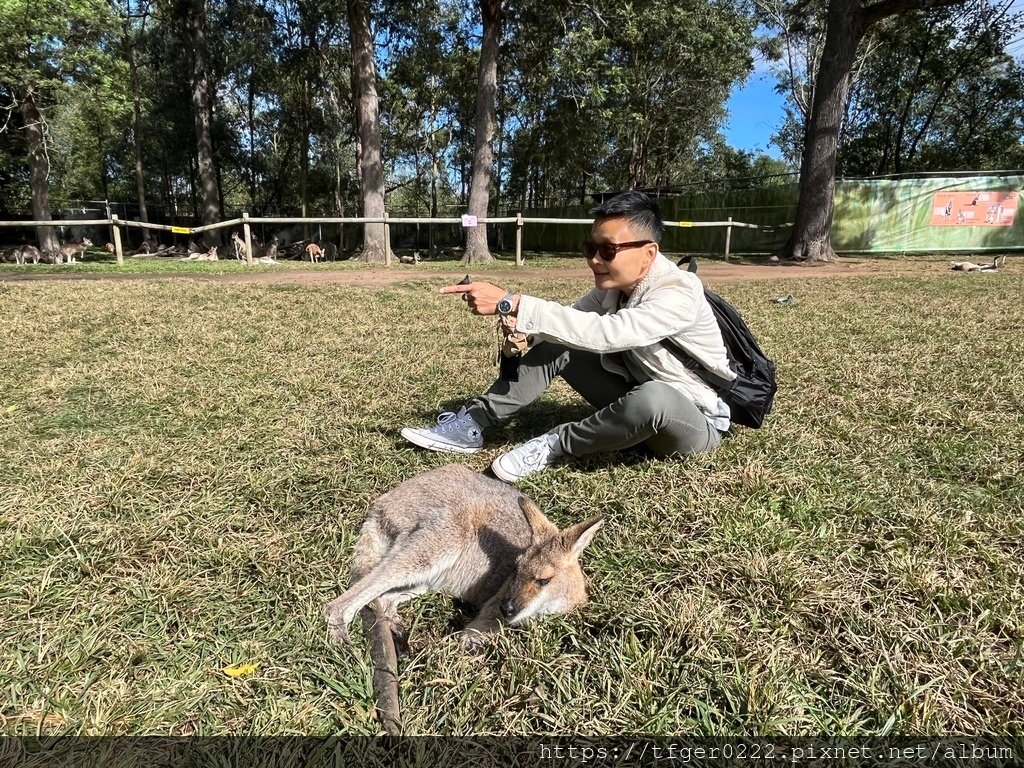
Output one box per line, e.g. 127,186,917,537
362,605,401,736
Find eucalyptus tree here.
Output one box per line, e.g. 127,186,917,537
462,0,502,263
143,0,226,234
143,19,205,220
269,0,350,221
313,4,357,218
0,97,25,217
754,0,867,168
116,0,155,222
184,0,221,239
502,0,756,209
46,71,132,207
770,0,970,262
0,0,118,249
378,0,468,254
840,0,1024,174
219,0,279,212
501,2,606,210
348,0,392,262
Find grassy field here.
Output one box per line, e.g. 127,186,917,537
0,260,1022,737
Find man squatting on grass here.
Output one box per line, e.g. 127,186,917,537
401,191,734,482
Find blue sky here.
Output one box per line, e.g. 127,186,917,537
722,58,786,159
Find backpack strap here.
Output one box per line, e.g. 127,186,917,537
677,255,698,273
661,336,734,389
668,257,729,385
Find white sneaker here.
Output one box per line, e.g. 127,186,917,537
491,433,564,482
400,407,484,454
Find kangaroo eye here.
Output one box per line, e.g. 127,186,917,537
536,577,551,587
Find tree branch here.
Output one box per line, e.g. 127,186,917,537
862,0,968,29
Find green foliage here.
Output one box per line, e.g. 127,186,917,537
840,3,1024,174
757,0,1024,175
2,0,1023,225
504,0,758,206
0,0,121,212
377,0,469,214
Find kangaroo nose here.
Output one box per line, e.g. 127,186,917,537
501,600,517,619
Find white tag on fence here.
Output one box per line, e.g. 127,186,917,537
461,214,478,228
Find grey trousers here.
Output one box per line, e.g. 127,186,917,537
465,341,721,457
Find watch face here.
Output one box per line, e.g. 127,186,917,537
498,299,513,314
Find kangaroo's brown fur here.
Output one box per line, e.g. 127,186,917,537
324,464,601,734
180,245,219,261
13,245,41,265
305,242,325,262
59,238,92,263
326,465,601,651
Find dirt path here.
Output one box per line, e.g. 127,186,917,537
0,257,943,287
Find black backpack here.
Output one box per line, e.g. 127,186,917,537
660,256,778,429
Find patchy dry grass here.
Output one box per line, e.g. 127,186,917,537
0,263,1022,737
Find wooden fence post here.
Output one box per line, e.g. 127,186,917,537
243,212,253,265
515,212,523,266
383,210,391,266
111,215,124,265
724,216,733,261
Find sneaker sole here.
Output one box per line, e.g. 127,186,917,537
490,457,522,483
400,428,482,454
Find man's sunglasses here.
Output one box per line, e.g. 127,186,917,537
581,239,655,261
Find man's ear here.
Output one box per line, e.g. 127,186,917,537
643,241,659,267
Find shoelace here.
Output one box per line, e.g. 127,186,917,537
435,411,468,433
517,436,552,467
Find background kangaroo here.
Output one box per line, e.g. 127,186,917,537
59,238,92,263
324,464,602,734
180,245,218,261
12,245,41,265
305,242,325,262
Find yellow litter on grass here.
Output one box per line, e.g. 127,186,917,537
222,662,259,678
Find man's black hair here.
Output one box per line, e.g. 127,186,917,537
590,190,665,243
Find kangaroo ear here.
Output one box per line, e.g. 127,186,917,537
562,516,603,558
518,496,558,541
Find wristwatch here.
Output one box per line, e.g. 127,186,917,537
497,290,517,316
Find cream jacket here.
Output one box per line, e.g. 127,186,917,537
515,253,734,420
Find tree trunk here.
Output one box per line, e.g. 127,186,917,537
129,48,149,223
334,137,345,216
300,73,310,239
462,0,501,265
781,0,864,262
189,0,221,244
18,86,60,252
782,0,968,261
347,0,391,263
248,78,257,209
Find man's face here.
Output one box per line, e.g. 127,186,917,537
586,217,659,294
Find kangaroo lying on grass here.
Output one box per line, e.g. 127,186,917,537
324,464,602,733
180,245,219,261
951,254,1006,272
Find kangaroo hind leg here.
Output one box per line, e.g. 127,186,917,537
326,530,447,645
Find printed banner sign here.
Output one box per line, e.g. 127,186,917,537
461,214,478,228
930,191,1018,227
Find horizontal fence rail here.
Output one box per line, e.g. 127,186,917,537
0,213,756,266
